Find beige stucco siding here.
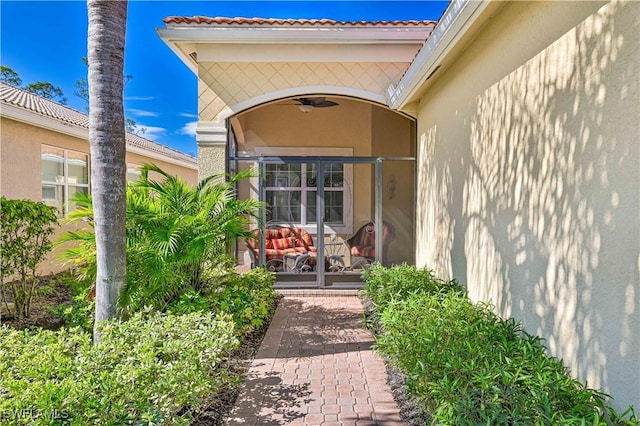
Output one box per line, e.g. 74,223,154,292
126,151,197,186
1,117,198,275
1,118,87,200
415,0,639,409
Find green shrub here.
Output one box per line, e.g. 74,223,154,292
51,287,94,333
205,267,277,336
167,289,211,315
375,291,637,425
362,262,462,312
0,197,58,323
0,310,238,425
49,273,94,332
364,265,638,425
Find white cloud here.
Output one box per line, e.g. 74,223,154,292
178,121,197,137
179,112,198,118
125,96,154,101
135,125,166,141
128,108,159,117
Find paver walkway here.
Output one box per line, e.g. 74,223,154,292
227,294,402,425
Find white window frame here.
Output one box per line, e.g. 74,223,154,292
41,145,90,216
253,147,354,235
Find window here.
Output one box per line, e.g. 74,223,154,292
41,145,89,215
264,162,348,226
254,147,353,233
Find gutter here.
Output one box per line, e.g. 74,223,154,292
387,0,491,109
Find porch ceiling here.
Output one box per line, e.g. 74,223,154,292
158,17,437,120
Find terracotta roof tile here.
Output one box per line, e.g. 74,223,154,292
163,16,437,27
0,82,196,164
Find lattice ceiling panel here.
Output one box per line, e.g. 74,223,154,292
198,62,409,121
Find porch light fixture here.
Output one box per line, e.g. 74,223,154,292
298,105,313,113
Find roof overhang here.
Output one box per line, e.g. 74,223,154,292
1,102,197,169
388,0,504,109
157,21,436,74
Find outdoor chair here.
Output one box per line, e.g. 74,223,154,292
345,221,395,268
245,225,317,272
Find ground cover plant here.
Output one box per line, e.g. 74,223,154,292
363,264,638,425
0,167,278,424
0,268,277,425
0,310,238,425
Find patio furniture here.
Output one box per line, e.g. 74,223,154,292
345,221,395,268
246,225,317,271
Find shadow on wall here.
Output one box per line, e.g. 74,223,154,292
417,0,639,408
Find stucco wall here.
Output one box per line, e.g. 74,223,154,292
415,0,639,409
126,151,198,186
1,117,199,275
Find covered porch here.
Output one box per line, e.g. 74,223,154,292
158,16,437,286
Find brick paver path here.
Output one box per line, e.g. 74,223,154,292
227,295,402,425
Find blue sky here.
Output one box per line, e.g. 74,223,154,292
1,1,448,157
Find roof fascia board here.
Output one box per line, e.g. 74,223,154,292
157,26,434,44
197,43,423,63
388,0,490,109
156,29,198,74
123,144,198,169
2,104,197,169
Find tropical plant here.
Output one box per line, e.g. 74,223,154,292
60,164,263,315
0,197,58,323
203,267,277,336
87,0,128,342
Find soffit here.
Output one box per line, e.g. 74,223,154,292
198,62,409,121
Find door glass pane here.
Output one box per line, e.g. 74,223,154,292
381,160,415,266
41,146,64,182
68,151,89,184
266,190,301,222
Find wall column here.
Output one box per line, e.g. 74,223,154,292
196,120,227,180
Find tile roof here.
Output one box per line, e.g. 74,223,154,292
163,16,437,27
0,82,196,165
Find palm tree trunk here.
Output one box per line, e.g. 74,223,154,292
87,0,128,343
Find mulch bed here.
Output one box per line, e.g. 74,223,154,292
0,272,74,330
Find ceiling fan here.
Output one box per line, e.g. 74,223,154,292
284,97,339,112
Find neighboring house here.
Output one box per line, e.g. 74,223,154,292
0,81,198,273
159,0,638,410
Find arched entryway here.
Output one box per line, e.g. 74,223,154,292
229,95,416,287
